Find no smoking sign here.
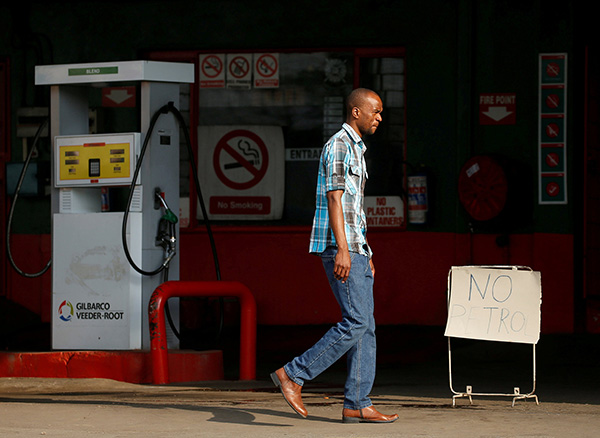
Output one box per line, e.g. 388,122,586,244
198,125,285,220
199,54,225,88
213,129,269,190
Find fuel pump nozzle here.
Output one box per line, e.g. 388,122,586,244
155,190,178,268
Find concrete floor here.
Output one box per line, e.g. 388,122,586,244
1,330,599,437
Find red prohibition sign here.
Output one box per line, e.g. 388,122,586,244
546,93,560,109
256,54,278,78
545,122,560,138
213,129,269,190
546,62,560,78
545,152,560,168
229,56,250,78
202,55,223,78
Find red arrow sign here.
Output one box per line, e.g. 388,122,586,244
479,93,516,125
102,86,136,107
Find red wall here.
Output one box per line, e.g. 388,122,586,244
180,228,574,333
6,230,574,334
5,234,52,322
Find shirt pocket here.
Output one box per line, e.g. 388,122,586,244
346,165,361,195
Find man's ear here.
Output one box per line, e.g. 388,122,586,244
352,106,360,119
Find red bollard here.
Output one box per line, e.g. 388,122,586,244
148,281,257,384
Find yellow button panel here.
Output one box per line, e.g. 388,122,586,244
55,133,140,187
59,142,131,181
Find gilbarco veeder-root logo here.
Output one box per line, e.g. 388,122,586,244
58,300,124,322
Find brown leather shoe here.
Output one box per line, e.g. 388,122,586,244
342,405,399,423
270,367,308,418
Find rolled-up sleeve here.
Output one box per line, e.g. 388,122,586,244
324,140,348,192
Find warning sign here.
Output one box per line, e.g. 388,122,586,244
541,55,566,84
254,53,279,88
539,53,568,204
364,196,404,228
198,125,285,220
199,54,225,88
540,115,564,142
479,93,516,125
213,129,269,190
541,85,565,114
227,54,252,89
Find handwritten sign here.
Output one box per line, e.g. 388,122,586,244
444,266,541,344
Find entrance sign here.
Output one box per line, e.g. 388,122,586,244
198,125,284,220
445,266,541,344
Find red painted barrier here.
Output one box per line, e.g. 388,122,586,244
149,281,257,384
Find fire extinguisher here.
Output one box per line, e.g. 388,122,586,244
408,165,428,224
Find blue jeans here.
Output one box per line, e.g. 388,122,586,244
284,247,376,410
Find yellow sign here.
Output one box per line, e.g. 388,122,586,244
59,141,131,181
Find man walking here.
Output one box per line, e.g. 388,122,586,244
271,88,398,424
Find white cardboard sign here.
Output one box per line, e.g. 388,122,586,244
444,266,541,344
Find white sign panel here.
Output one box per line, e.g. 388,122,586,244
444,266,541,344
227,53,252,89
198,125,285,220
199,54,225,88
254,53,279,88
52,212,142,350
364,196,404,228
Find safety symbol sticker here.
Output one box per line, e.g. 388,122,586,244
227,54,252,89
254,53,279,88
213,129,269,190
200,54,225,88
539,53,567,204
229,56,250,79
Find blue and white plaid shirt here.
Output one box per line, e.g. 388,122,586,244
309,123,371,257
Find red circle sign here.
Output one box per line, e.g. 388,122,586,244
202,55,223,78
545,93,560,109
213,130,269,190
546,182,560,197
545,122,560,138
229,56,250,79
546,62,560,78
255,54,278,78
545,152,560,168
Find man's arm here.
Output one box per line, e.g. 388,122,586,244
327,190,351,283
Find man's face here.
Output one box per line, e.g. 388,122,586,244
356,94,383,137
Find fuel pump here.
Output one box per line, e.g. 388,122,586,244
34,61,194,350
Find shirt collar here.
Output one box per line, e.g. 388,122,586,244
342,123,365,150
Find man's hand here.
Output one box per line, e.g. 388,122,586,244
369,258,375,277
334,248,352,283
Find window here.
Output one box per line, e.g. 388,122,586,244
150,48,406,228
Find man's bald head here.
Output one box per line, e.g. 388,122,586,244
346,88,379,115
345,88,383,138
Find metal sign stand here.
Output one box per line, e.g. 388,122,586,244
448,338,539,407
446,265,541,407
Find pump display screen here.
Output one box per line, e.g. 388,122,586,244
55,133,140,187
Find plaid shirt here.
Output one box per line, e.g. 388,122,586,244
309,123,371,257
